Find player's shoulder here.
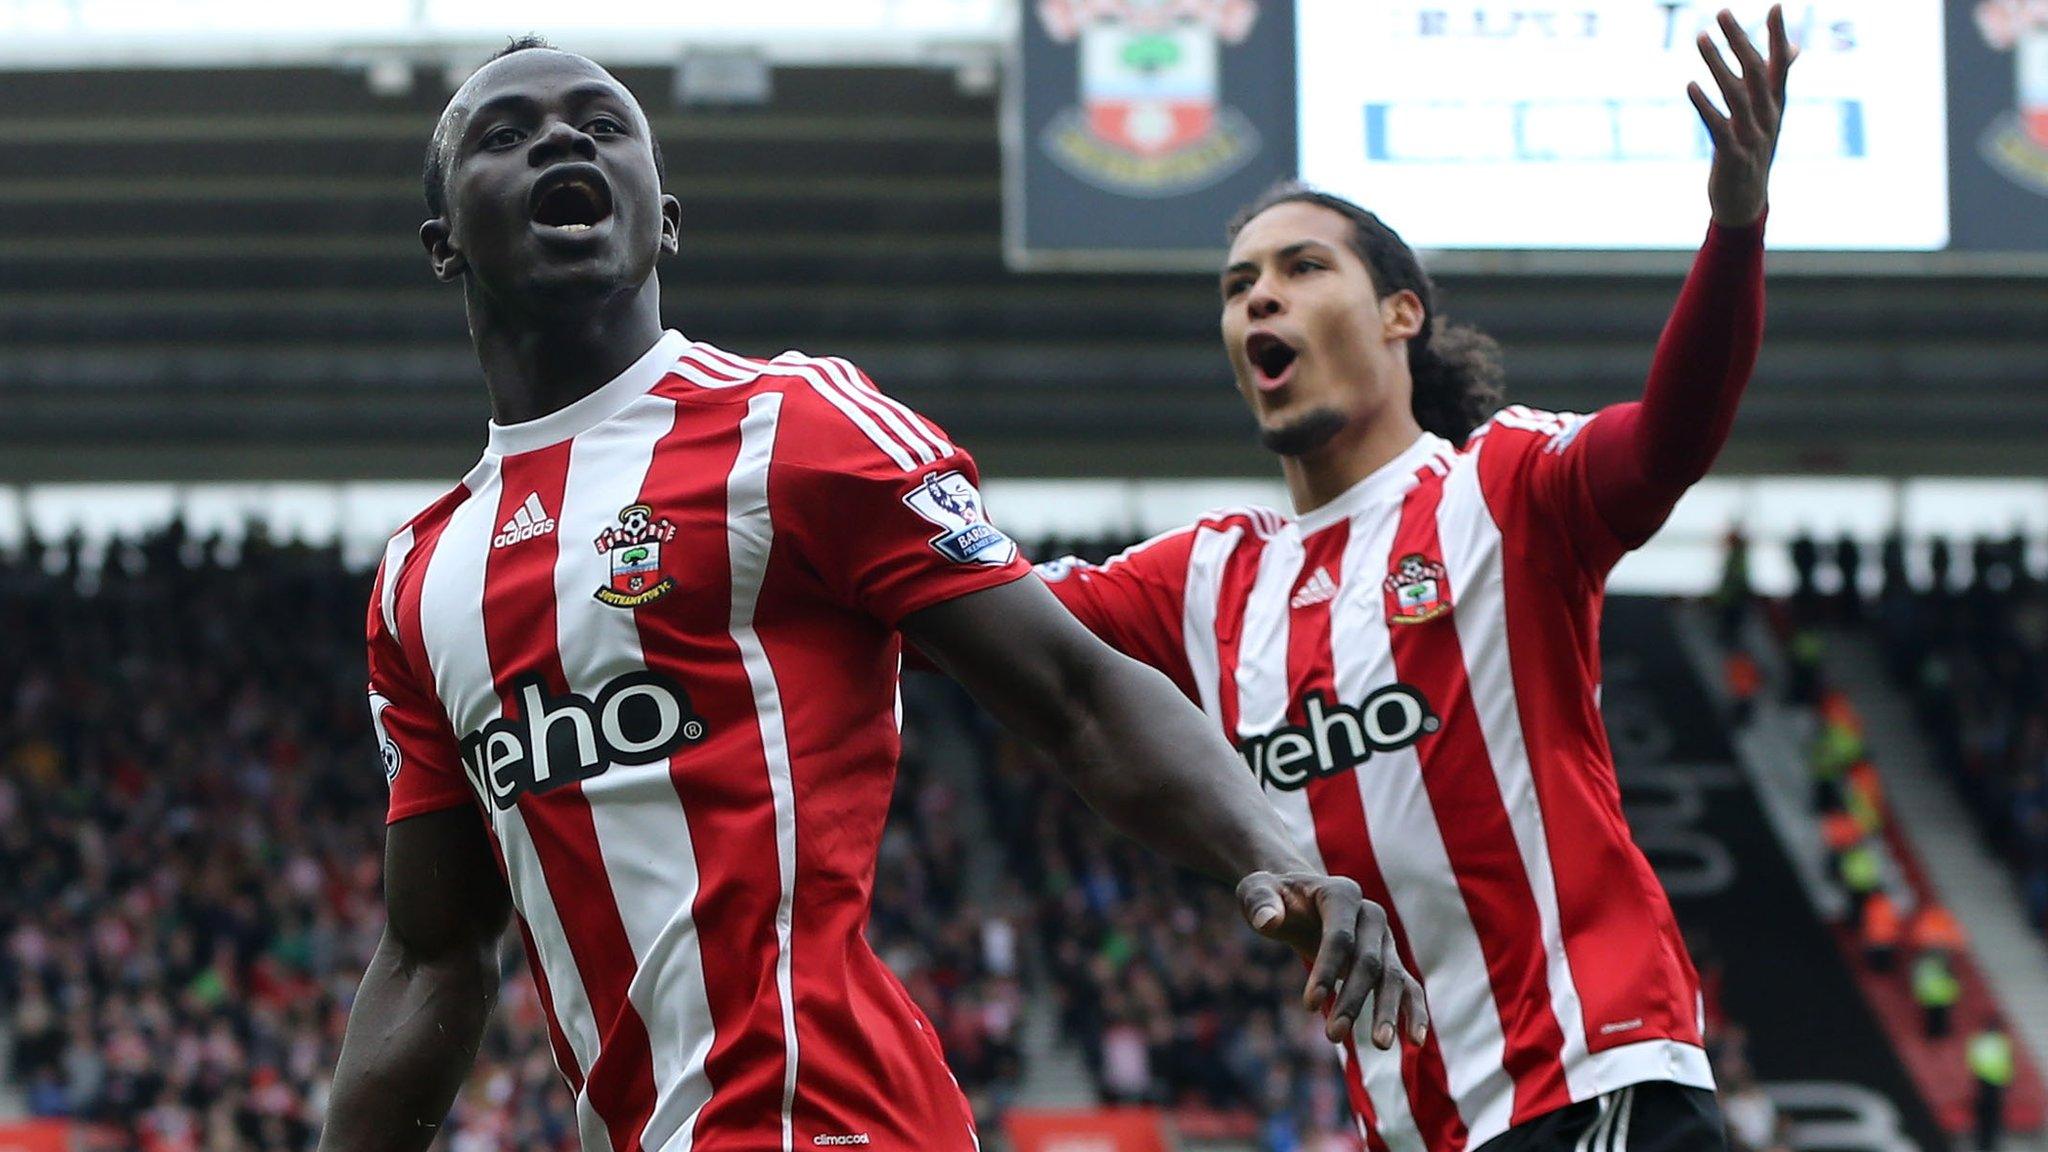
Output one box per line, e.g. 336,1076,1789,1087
1191,503,1290,540
681,343,956,475
1464,404,1599,458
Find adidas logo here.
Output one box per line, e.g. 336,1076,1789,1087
1290,566,1338,609
493,493,557,548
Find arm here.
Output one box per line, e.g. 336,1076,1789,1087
319,806,512,1152
904,577,1426,1048
1578,6,1794,544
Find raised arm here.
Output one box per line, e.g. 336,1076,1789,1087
903,576,1427,1049
318,806,512,1152
1577,6,1794,544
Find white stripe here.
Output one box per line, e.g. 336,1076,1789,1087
1439,451,1599,1100
1612,1085,1636,1152
669,354,756,391
554,395,718,1152
726,392,802,1152
378,525,416,639
766,356,916,472
826,356,952,458
1181,524,1240,725
413,462,610,1146
810,355,939,466
1334,504,1516,1149
524,491,547,521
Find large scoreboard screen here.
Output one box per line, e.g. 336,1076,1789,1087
1295,2,1951,251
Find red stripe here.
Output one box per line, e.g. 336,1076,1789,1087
491,836,587,1097
1385,468,1574,1124
1209,521,1269,740
1289,521,1470,1152
389,485,472,690
1339,1039,1392,1152
390,484,587,1093
1476,438,1704,1054
482,445,662,1152
632,387,793,1147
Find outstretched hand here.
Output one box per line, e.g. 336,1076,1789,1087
1239,870,1429,1049
1687,5,1798,227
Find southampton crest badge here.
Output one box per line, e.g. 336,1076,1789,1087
1384,552,1453,625
594,503,679,608
1038,0,1263,196
1974,1,2048,195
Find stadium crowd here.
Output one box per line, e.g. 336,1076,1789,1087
0,525,1016,1150
1775,530,2048,934
0,523,1807,1152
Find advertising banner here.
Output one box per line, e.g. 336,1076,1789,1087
1004,1107,1174,1152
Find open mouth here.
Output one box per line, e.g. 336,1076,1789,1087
529,165,615,233
1246,332,1299,390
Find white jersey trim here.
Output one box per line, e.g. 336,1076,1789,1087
485,330,691,456
377,525,416,639
725,392,803,1152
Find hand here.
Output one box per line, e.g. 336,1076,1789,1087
1238,870,1429,1049
1688,5,1799,227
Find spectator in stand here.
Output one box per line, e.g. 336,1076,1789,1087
1717,528,1753,646
1790,528,1822,612
1836,532,1865,622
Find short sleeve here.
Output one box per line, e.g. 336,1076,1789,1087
775,364,1032,627
1034,526,1201,700
1470,405,1633,579
367,556,473,824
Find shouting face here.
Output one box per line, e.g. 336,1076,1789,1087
1219,201,1424,459
421,49,679,313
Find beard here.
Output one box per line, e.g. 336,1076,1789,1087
1259,407,1349,457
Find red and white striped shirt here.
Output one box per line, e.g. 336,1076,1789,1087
365,331,1029,1152
1039,408,1713,1152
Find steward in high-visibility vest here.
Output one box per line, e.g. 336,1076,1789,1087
1912,952,1961,1039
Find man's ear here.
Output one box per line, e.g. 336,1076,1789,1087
1380,289,1426,342
659,193,681,256
420,218,466,282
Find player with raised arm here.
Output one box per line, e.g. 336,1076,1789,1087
317,37,1429,1152
1035,9,1796,1152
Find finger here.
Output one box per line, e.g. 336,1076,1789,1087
1369,938,1406,1050
1303,881,1362,1013
1717,9,1775,133
1718,9,1770,99
1687,81,1735,152
1697,31,1752,131
1767,5,1797,105
1326,913,1384,1045
1237,873,1284,934
1400,958,1430,1044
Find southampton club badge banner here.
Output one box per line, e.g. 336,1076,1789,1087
1007,0,1297,269
1950,0,2048,251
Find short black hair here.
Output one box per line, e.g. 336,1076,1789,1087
1227,182,1506,446
421,36,667,216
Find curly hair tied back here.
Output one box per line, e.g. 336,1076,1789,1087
1226,182,1506,445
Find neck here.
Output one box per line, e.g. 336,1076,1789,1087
468,276,666,425
1280,409,1426,516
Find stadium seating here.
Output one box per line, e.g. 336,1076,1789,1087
0,527,1014,1149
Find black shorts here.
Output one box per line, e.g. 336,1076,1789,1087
1474,1082,1728,1152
